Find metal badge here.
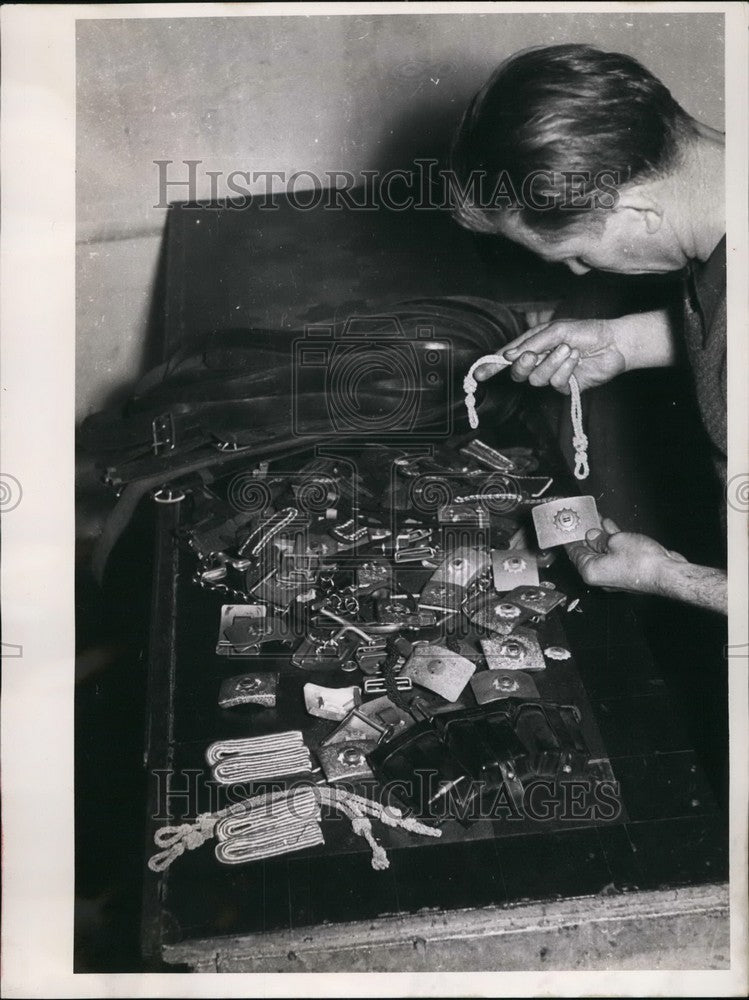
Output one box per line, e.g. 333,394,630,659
303,683,361,721
480,627,545,672
218,672,278,708
544,645,572,661
531,495,601,549
429,546,491,590
464,594,534,636
491,548,540,591
470,669,540,705
402,644,476,702
505,585,567,618
418,580,465,613
317,742,376,783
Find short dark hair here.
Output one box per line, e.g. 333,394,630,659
451,44,697,237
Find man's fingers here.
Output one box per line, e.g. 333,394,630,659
565,540,599,574
601,517,621,534
503,323,574,361
474,361,511,382
548,350,581,394
509,352,539,382
528,343,571,386
500,323,554,360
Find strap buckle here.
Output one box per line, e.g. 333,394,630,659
151,412,176,455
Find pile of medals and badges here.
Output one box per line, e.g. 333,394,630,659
150,439,606,873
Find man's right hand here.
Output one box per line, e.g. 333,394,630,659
473,310,676,394
475,318,626,394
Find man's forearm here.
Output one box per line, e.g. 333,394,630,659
657,559,727,615
613,309,677,371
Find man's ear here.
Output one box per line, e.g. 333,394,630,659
615,186,664,234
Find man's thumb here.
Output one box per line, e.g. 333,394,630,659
586,528,609,554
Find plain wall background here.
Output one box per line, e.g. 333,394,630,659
76,11,725,421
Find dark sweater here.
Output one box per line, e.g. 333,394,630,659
683,235,727,522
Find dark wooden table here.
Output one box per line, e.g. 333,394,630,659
138,196,728,972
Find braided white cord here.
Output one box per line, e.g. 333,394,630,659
317,786,441,870
211,751,313,784
149,782,442,873
206,731,306,765
215,786,318,840
325,791,390,870
251,506,299,557
215,824,324,864
215,786,324,863
147,788,282,872
568,373,589,480
463,354,511,430
238,506,299,558
463,353,589,480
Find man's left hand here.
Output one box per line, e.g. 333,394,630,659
565,517,688,596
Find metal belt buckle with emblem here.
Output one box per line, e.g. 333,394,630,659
491,548,540,591
420,546,491,612
401,644,476,702
506,585,567,618
531,495,601,549
429,546,491,589
480,627,545,672
316,741,376,783
470,669,540,705
464,593,534,635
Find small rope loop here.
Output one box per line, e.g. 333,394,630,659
463,354,511,429
148,842,186,873
153,822,194,849
148,814,217,872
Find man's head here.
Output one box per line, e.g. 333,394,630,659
451,44,700,274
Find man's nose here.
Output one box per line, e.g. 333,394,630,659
566,259,591,276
